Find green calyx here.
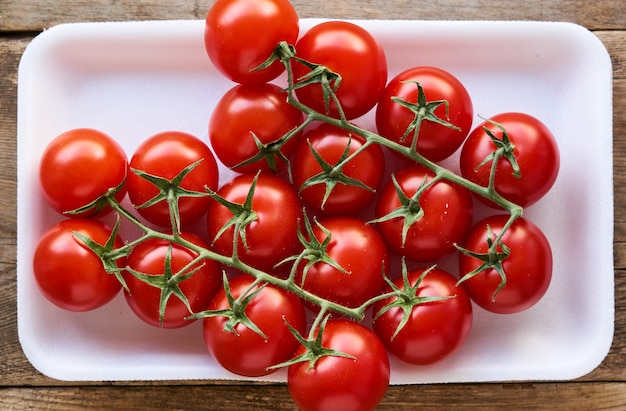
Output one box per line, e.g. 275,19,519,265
475,116,521,180
292,61,343,119
455,224,512,301
125,243,202,327
72,214,130,292
281,210,349,285
64,175,127,217
131,159,208,233
204,172,261,261
392,80,461,152
369,173,440,247
267,313,355,372
374,262,456,340
298,136,375,211
189,272,268,340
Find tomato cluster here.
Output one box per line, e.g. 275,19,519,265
32,1,561,410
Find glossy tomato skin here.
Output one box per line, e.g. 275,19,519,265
126,131,219,228
209,83,304,174
288,319,390,411
372,267,473,365
296,216,389,309
123,232,222,328
293,21,387,120
459,215,552,314
375,164,473,263
204,0,299,84
203,274,307,377
33,219,124,312
207,173,303,272
459,112,559,208
291,123,385,215
39,128,127,218
376,66,474,163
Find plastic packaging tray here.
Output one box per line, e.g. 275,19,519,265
17,19,613,383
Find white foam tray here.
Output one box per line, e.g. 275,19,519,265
17,19,613,383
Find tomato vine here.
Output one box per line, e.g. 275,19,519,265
65,36,530,333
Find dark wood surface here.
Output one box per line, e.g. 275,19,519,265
1,1,625,409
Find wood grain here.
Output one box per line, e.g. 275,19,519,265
3,383,626,410
1,0,625,409
1,1,625,31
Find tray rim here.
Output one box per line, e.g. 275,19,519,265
16,18,614,384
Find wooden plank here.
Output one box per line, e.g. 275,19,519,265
0,34,23,383
2,382,626,410
0,0,625,32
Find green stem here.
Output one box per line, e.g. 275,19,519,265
89,42,527,334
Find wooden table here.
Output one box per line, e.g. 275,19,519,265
1,1,625,409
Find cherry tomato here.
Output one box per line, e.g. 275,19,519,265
33,219,124,312
202,274,307,377
207,173,302,272
292,21,387,120
291,123,385,215
288,319,390,411
204,0,299,84
126,131,219,228
209,83,304,174
372,267,473,365
123,232,222,328
459,112,560,208
376,66,474,162
39,128,127,217
374,164,473,263
458,215,552,314
296,216,388,309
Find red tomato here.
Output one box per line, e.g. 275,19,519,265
33,219,124,312
459,112,560,208
207,173,302,272
296,216,388,309
123,232,222,328
288,319,390,411
291,123,385,215
292,21,387,120
204,0,299,84
209,83,304,174
126,131,219,228
458,215,552,314
376,66,474,162
372,267,473,365
39,128,127,217
202,274,307,377
374,164,473,263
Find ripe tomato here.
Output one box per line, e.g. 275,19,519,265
374,164,473,263
123,232,222,328
39,128,127,217
459,112,560,208
458,215,552,314
291,123,385,215
207,173,302,272
296,216,388,309
376,66,474,163
33,219,124,312
372,267,473,365
202,273,307,377
126,131,219,228
209,83,304,174
288,319,390,411
204,0,299,84
292,21,387,120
